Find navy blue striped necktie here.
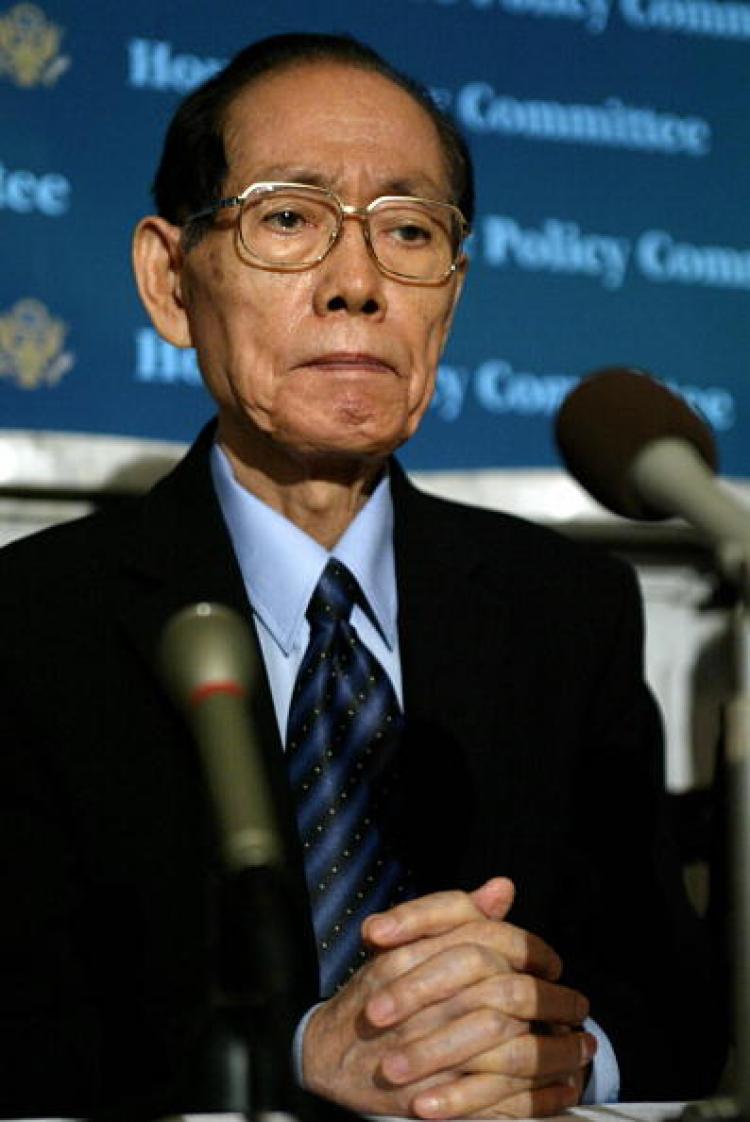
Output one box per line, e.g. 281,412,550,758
285,559,413,997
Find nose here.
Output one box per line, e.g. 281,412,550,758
312,215,386,318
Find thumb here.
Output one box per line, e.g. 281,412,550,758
470,876,516,921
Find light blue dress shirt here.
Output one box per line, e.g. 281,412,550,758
209,442,618,1104
210,443,401,738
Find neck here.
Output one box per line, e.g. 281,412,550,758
217,422,386,550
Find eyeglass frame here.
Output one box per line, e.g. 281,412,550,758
183,181,470,285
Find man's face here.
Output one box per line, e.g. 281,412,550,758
177,61,465,470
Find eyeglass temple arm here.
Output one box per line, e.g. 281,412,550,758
184,196,244,225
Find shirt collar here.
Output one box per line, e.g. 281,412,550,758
210,443,397,655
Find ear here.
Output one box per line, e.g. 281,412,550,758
439,252,469,353
132,216,193,348
450,252,468,316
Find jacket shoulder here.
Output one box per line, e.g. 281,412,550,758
396,471,638,600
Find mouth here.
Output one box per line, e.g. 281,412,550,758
299,352,397,375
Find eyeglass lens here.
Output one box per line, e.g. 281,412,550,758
238,187,458,279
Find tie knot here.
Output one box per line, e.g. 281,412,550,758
307,559,359,625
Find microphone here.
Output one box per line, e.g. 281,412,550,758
160,603,308,1116
558,370,750,1122
159,601,284,873
555,366,750,549
159,604,363,1122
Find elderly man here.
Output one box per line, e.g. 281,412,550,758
0,32,725,1120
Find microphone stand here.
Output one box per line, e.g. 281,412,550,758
213,862,310,1121
625,440,750,1119
195,866,365,1122
683,540,750,1122
184,862,299,1119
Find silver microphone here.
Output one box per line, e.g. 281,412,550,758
159,602,284,873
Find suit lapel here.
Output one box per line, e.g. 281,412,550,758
112,424,249,651
110,426,287,770
105,425,318,986
390,461,520,891
391,459,517,723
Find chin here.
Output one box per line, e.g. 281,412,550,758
284,413,406,455
287,427,403,463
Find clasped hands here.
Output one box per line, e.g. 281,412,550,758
303,877,596,1119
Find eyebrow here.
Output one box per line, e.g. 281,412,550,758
245,166,449,201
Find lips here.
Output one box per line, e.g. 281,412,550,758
301,352,397,374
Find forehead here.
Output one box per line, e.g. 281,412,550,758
222,61,450,199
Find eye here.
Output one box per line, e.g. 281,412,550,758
372,204,445,249
391,221,432,245
263,207,308,233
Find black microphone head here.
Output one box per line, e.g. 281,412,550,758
555,366,718,519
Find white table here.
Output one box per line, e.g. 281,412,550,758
16,1102,690,1122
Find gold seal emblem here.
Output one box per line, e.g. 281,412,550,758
0,3,69,87
0,299,74,389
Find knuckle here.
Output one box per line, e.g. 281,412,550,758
484,1089,534,1119
422,1072,473,1117
461,940,493,974
393,1087,420,1115
513,929,537,969
509,973,537,1013
480,1004,510,1040
507,1033,538,1075
488,972,516,1006
405,966,439,1008
403,1036,438,1075
465,918,498,944
389,942,419,975
513,1092,537,1118
432,889,473,917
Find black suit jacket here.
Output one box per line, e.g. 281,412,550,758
0,424,727,1116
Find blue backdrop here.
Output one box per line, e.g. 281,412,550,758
2,0,749,475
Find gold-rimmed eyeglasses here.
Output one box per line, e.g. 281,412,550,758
184,181,469,284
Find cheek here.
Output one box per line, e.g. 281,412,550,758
187,270,307,413
403,301,453,411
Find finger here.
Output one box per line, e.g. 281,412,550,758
363,877,517,947
430,918,563,982
411,1074,581,1119
362,882,561,982
363,887,489,947
381,1016,595,1085
470,1028,597,1078
470,877,516,921
478,1083,582,1120
415,918,562,982
472,921,561,981
367,948,585,1032
485,973,589,1025
428,972,588,1028
380,1007,528,1085
366,941,512,1028
367,910,562,987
